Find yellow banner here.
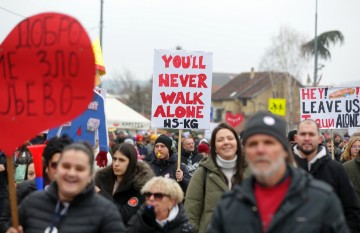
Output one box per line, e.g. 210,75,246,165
92,38,106,76
268,98,286,116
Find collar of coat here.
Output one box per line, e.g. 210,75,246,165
96,161,154,194
233,166,311,205
293,145,331,173
46,181,95,206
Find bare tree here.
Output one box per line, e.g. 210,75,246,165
259,26,310,129
108,69,136,97
108,69,152,118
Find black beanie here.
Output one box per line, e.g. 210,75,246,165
155,134,173,155
242,111,288,149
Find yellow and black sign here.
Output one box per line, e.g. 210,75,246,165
268,98,286,116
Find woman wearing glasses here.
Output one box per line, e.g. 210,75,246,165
340,136,360,163
128,176,194,233
95,143,154,225
343,136,360,203
6,143,126,233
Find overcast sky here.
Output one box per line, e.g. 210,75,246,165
1,0,359,86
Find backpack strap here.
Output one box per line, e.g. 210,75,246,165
202,167,207,198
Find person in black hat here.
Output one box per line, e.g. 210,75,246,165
148,134,190,193
207,111,349,233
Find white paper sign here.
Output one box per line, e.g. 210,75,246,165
300,87,360,129
151,49,213,130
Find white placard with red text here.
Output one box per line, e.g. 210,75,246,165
151,49,213,130
300,87,360,129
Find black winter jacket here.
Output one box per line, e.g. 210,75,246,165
128,204,195,233
0,179,37,233
13,182,126,233
149,153,191,193
207,166,350,233
181,151,203,177
95,161,154,225
293,145,360,233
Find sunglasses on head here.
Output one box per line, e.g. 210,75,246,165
50,162,58,169
144,192,169,201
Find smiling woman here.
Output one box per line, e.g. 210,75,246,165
5,143,126,233
184,123,246,233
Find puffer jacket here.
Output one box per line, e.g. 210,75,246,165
207,167,350,233
0,179,37,233
95,161,154,225
149,153,191,193
14,182,126,233
184,156,229,233
128,204,194,233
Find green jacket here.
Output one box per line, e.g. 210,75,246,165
184,156,229,233
343,158,360,205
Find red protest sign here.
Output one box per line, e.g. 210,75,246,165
225,113,244,128
27,144,45,190
0,13,95,156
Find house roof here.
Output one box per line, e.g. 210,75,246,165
211,72,237,93
212,72,236,86
212,71,291,100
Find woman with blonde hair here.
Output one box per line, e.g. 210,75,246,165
128,177,194,233
340,136,360,163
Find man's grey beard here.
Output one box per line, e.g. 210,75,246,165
247,155,284,183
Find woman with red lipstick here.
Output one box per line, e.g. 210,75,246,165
95,143,154,225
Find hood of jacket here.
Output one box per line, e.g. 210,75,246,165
234,166,312,205
96,161,154,193
293,145,331,172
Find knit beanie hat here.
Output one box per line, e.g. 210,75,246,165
242,111,288,149
155,134,173,155
197,143,210,153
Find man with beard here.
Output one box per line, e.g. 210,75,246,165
208,111,349,233
293,119,360,233
181,138,203,176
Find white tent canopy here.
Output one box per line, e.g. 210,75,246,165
105,96,150,130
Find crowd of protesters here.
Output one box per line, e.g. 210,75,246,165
1,111,360,233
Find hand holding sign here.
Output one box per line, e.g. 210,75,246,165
0,13,95,156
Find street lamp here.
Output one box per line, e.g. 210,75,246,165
313,0,319,87
100,0,104,47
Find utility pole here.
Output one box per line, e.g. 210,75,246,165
313,0,318,87
100,0,104,47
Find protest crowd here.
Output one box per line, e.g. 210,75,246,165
0,111,360,233
0,10,360,233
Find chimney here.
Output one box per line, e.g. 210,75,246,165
250,67,255,79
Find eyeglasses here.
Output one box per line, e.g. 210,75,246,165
50,162,58,169
351,145,360,149
143,192,169,201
